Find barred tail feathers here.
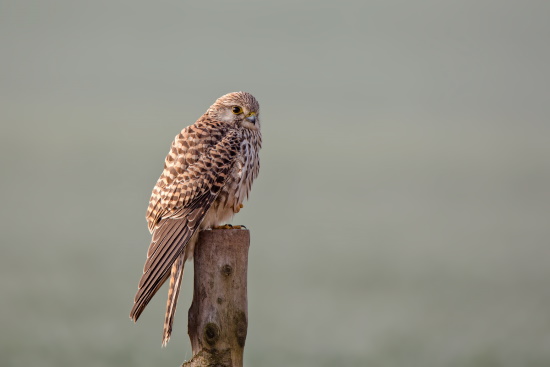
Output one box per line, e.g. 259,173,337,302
162,253,185,346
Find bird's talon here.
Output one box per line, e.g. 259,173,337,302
214,224,233,229
234,203,244,213
213,224,246,230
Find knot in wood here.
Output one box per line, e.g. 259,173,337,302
221,264,233,277
203,322,220,346
235,311,248,348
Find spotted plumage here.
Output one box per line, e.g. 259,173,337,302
130,92,261,346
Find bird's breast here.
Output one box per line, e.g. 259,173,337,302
202,135,260,228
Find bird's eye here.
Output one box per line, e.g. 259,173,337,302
232,106,243,114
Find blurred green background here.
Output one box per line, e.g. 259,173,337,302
1,1,550,366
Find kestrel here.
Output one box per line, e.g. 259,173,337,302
130,92,261,346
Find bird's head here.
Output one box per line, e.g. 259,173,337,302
208,91,260,131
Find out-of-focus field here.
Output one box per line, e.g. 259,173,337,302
1,1,549,366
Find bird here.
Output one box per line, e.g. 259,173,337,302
130,91,261,346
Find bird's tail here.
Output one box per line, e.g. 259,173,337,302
162,253,185,346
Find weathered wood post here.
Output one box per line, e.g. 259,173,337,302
182,229,250,367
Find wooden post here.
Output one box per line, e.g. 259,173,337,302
182,229,250,367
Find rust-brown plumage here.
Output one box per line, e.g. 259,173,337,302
130,92,261,346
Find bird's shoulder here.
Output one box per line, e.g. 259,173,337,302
161,116,232,184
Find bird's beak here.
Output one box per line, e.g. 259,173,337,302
246,113,256,124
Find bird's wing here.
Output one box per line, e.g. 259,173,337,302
130,130,240,321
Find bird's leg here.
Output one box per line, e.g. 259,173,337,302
213,204,245,229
